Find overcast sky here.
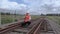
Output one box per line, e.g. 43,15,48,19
0,0,60,15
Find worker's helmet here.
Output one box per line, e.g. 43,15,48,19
25,11,30,15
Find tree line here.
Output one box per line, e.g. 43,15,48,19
1,12,17,15
1,12,60,16
46,14,60,16
41,14,60,16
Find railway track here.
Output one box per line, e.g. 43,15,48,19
27,19,45,34
46,18,60,34
0,22,21,34
0,18,42,34
0,18,48,34
40,18,60,34
0,18,59,34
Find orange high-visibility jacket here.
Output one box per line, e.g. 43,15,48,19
24,15,31,22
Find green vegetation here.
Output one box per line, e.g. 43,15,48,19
0,15,40,24
47,16,60,25
31,15,40,20
1,15,24,24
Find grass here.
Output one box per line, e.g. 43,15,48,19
31,15,40,20
0,15,40,24
1,15,24,24
47,16,60,25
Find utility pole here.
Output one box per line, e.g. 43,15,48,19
13,10,15,22
0,12,1,26
15,10,16,18
13,10,16,22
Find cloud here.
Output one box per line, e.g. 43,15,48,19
0,0,60,14
0,0,27,10
23,0,60,14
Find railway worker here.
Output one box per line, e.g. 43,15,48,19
21,12,31,27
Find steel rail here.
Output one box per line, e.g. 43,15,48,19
0,23,21,34
26,19,43,34
33,20,44,34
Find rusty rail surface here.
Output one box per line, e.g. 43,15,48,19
26,19,44,34
0,18,46,34
0,22,21,34
0,18,40,34
33,20,46,34
27,19,44,34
